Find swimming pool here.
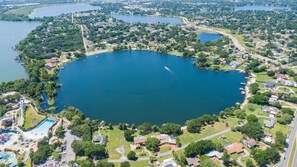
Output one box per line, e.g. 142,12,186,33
0,152,18,166
23,118,56,140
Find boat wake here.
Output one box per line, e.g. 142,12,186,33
164,66,173,73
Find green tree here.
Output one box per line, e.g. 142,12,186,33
127,151,137,160
146,138,160,151
246,159,255,167
222,151,230,165
247,114,258,123
124,130,134,142
159,123,182,135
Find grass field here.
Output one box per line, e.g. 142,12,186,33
159,146,172,153
211,131,244,146
255,72,274,83
23,105,45,130
114,161,149,167
100,129,123,160
289,138,296,167
4,4,63,16
179,117,240,145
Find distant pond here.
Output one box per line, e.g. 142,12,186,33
46,51,245,125
29,3,102,18
111,14,183,24
235,5,289,11
197,33,222,43
0,21,40,82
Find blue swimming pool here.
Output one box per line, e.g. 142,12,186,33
23,118,56,140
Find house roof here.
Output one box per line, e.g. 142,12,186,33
247,139,256,147
93,134,106,145
264,120,274,128
186,157,200,166
225,142,245,154
276,73,287,79
205,150,223,159
133,136,147,144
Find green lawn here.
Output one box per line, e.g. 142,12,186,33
4,4,65,16
211,131,244,146
255,72,274,83
100,129,123,160
159,146,172,153
114,160,149,167
23,106,45,130
179,117,240,145
5,5,40,15
266,122,291,137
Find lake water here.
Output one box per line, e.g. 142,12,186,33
111,14,183,24
198,33,222,43
235,5,288,11
0,21,40,82
51,51,245,125
29,3,102,18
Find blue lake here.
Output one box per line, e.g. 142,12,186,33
29,3,101,18
111,14,183,24
0,21,40,82
198,33,222,43
235,5,288,11
49,51,245,125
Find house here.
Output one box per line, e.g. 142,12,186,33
45,57,60,70
92,134,107,145
45,63,55,70
275,78,286,84
263,136,274,144
285,80,295,87
153,134,176,145
133,136,147,146
229,61,240,68
269,95,279,103
49,57,59,65
262,106,279,115
161,158,178,167
264,119,275,128
224,142,245,154
205,150,223,159
243,138,256,148
264,82,275,89
275,73,287,80
186,156,200,167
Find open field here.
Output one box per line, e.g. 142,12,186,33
23,105,45,130
100,129,123,160
179,117,240,145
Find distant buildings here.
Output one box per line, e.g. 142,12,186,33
45,57,59,70
229,61,240,68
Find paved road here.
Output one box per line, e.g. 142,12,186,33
278,104,297,167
